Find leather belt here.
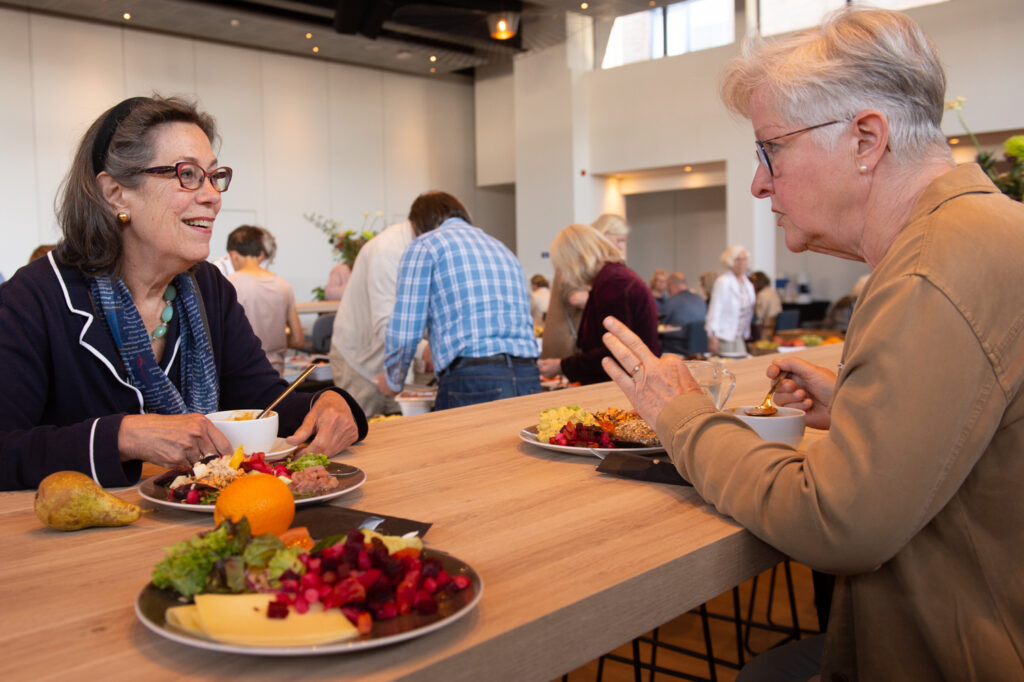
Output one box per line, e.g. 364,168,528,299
444,353,535,374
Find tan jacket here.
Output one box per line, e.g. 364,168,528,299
656,165,1024,680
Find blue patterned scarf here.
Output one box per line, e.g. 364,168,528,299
89,272,219,414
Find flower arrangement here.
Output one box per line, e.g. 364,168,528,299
945,97,1023,202
304,211,384,267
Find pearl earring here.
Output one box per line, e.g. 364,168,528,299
858,165,869,174
117,211,130,224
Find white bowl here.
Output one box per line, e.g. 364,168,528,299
205,409,279,454
396,391,435,417
731,406,806,447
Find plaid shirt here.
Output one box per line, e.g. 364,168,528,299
384,218,537,392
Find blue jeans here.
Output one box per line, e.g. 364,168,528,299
434,356,541,410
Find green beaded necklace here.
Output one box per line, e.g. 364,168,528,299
150,283,177,342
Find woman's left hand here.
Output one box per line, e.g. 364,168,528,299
600,316,702,426
286,391,359,456
537,358,562,379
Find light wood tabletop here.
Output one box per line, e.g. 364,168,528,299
296,300,341,315
0,344,842,681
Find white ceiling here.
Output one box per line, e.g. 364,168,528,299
1,0,669,77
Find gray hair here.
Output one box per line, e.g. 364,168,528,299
720,7,950,160
720,245,749,269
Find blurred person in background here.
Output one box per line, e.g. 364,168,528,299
649,268,669,312
529,274,551,328
329,220,414,418
824,273,869,333
659,272,707,355
538,223,660,385
705,245,755,356
750,270,783,339
226,225,304,376
378,191,539,410
29,244,57,263
600,7,1024,679
542,213,631,359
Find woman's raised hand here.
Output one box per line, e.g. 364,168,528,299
600,316,702,426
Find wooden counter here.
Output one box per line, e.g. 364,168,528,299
0,345,841,681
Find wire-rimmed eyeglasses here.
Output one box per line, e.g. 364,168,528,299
136,162,233,192
755,120,843,177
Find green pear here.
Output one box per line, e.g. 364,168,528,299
35,471,143,531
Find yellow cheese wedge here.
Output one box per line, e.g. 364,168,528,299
362,529,423,554
189,593,358,647
165,604,204,636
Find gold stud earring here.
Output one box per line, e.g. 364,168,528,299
116,211,130,224
859,165,869,174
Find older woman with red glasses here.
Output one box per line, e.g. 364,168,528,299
0,96,366,490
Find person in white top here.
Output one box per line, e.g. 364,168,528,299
226,226,304,376
705,245,755,356
329,221,414,417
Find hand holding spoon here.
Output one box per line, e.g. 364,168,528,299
746,372,789,416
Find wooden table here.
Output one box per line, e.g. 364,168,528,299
0,345,841,681
296,299,340,315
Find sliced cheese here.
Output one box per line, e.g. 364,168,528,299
362,529,423,554
191,593,358,647
165,604,205,637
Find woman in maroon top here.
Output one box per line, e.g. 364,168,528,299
537,224,661,385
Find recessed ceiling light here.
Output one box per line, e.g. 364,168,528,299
122,12,131,21
229,18,240,27
684,166,693,172
312,46,320,53
429,55,437,62
305,32,313,39
580,2,589,9
949,138,960,145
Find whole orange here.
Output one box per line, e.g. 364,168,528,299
213,473,294,536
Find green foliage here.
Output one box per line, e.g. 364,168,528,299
304,211,384,267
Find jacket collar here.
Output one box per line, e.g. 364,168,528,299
46,253,181,412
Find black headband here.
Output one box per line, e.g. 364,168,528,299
90,96,148,174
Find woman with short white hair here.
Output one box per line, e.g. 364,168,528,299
705,244,754,356
598,7,1024,680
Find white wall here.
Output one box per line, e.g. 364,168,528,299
0,7,493,300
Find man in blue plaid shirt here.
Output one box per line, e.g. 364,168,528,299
377,191,540,410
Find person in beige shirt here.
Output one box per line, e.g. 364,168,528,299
226,226,304,376
599,8,1024,681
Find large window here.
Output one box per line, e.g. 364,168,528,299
601,8,665,69
666,0,735,57
601,0,733,70
760,0,950,37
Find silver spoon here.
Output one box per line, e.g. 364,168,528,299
257,364,318,419
746,372,788,416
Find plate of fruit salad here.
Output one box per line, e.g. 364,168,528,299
135,515,482,655
519,406,664,457
138,449,365,511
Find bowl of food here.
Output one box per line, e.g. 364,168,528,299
731,406,805,447
205,409,279,454
396,390,436,416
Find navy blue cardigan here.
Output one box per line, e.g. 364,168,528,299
0,253,367,490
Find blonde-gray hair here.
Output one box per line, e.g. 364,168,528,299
720,7,950,160
720,245,749,269
591,213,630,237
550,223,625,291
